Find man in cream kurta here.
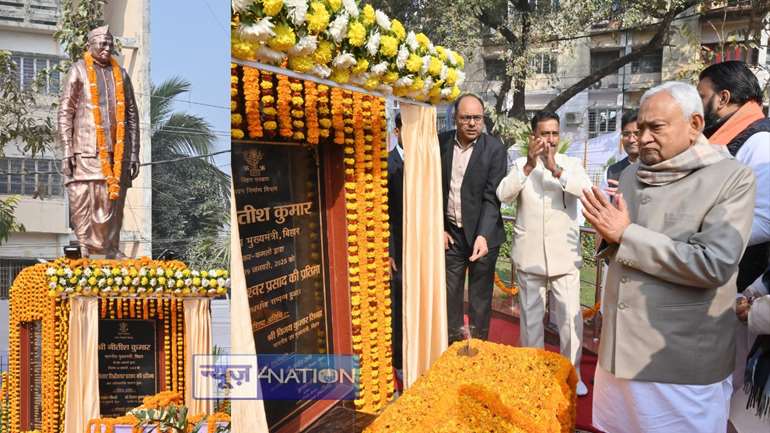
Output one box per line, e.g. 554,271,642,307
497,111,592,396
583,82,756,433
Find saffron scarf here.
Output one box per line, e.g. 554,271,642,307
708,101,766,146
636,134,730,186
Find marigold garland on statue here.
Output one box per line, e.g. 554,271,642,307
83,52,126,200
276,73,293,138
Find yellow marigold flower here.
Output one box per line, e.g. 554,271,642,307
453,51,465,68
390,19,406,41
230,88,237,97
268,24,296,51
428,56,443,77
289,56,315,72
262,0,284,16
307,1,331,34
293,120,304,128
435,45,448,61
347,21,367,47
362,4,375,26
290,82,303,91
231,113,243,125
314,40,335,65
262,95,275,104
330,68,350,83
410,77,424,91
230,75,238,84
319,118,332,128
379,35,398,57
260,80,273,89
231,38,255,60
326,0,341,12
383,71,399,83
263,107,278,116
406,53,422,73
352,58,369,74
416,32,431,50
264,120,278,130
450,85,461,100
291,96,304,106
364,77,380,89
429,84,442,98
445,68,458,86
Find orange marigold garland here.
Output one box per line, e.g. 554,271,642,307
260,71,278,137
494,273,519,296
317,84,331,139
83,51,125,200
241,66,262,139
331,87,345,144
276,74,293,138
304,81,320,145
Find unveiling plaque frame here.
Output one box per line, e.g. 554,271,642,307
232,140,353,432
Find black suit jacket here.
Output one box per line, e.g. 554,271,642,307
440,131,507,249
606,156,632,183
388,148,404,265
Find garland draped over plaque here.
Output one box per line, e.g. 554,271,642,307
231,0,465,103
7,259,225,433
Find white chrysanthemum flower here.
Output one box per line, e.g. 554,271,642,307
371,61,389,76
231,0,253,13
139,267,147,277
137,287,146,293
375,10,391,30
421,55,431,75
59,277,67,285
174,288,182,294
255,45,287,63
132,277,140,286
429,43,436,55
155,287,163,293
440,65,449,80
441,87,452,98
121,268,129,276
310,64,332,78
224,278,232,288
208,288,217,295
175,270,183,279
237,18,275,42
115,276,124,286
285,0,308,26
447,51,458,66
423,77,434,92
333,52,357,69
406,31,418,51
366,31,381,57
183,278,191,286
191,270,200,277
202,279,210,288
78,278,87,286
49,282,57,290
343,0,359,17
217,278,226,288
167,279,175,288
329,12,350,43
46,267,56,276
289,35,318,56
150,278,157,287
97,279,106,287
64,268,73,277
394,75,414,87
456,70,466,86
120,286,128,292
156,268,165,276
396,44,409,70
84,268,92,277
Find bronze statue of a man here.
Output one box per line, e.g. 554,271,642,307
58,25,140,258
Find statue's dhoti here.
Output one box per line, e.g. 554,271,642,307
65,154,128,257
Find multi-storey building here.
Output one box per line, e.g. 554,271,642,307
466,0,769,150
0,0,152,365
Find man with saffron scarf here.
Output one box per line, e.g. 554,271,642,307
585,82,755,433
58,25,140,258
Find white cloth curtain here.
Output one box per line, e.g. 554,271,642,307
64,297,100,433
184,298,213,415
401,103,448,388
230,186,270,433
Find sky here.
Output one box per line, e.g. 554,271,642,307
150,0,230,172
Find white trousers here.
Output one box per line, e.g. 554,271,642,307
516,269,583,377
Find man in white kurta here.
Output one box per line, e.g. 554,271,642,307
582,82,756,433
497,111,592,396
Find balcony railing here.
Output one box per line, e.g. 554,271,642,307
0,0,59,29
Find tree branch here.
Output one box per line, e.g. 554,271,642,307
543,0,698,113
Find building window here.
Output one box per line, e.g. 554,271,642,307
484,58,507,81
0,259,38,299
588,108,618,138
529,52,557,74
9,52,62,94
631,49,662,73
0,158,63,198
702,43,759,65
590,49,621,74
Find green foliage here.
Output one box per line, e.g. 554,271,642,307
151,77,231,270
0,51,55,156
130,404,188,433
54,0,107,63
0,195,25,245
487,108,570,155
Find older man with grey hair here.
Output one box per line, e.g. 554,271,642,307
582,81,756,433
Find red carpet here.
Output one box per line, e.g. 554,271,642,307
485,314,603,432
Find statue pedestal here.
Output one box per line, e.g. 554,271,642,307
91,422,229,433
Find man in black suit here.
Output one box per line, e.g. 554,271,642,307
440,94,507,343
603,110,639,196
388,113,404,373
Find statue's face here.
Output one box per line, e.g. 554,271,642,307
88,35,114,65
